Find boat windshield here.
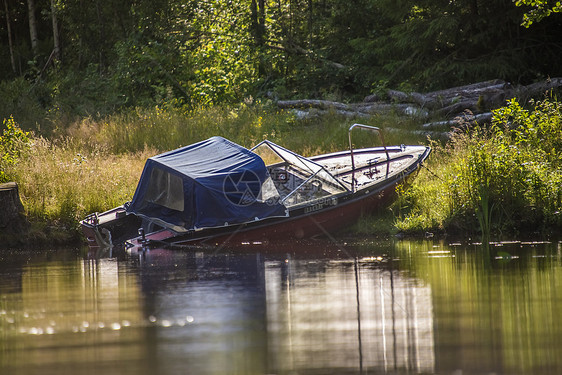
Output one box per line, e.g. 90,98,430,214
252,141,349,207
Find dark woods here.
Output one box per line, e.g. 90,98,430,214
1,0,561,129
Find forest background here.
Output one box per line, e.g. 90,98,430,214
1,0,561,127
0,0,561,243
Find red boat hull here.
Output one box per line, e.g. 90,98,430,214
130,174,404,248
83,143,430,249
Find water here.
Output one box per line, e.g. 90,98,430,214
1,239,561,375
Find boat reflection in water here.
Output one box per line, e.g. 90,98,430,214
125,244,435,375
264,255,434,374
3,241,562,375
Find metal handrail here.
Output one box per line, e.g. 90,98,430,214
348,123,389,192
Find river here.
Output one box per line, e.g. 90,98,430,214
1,238,561,375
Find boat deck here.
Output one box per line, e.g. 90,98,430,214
265,145,427,209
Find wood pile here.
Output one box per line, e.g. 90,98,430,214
277,78,562,137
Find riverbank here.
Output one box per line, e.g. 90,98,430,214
1,98,561,247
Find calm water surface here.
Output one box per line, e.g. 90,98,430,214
1,239,561,375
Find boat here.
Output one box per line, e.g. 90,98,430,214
80,124,431,249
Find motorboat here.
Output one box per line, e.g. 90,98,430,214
80,124,430,249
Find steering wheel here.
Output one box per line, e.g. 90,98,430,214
309,179,323,194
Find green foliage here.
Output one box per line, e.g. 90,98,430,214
395,98,562,237
188,30,257,106
0,78,48,129
2,0,562,123
0,117,31,183
492,98,562,168
515,0,562,27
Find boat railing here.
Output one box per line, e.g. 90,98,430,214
348,123,389,192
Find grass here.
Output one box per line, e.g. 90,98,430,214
393,98,562,239
1,102,428,244
4,97,560,244
6,137,153,238
65,101,426,155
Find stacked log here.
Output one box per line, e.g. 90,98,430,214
277,78,562,133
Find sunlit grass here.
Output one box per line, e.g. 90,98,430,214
392,137,467,235
66,102,428,155
393,99,562,237
5,98,561,241
7,137,153,231
2,103,426,242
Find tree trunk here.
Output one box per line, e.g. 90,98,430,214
251,0,266,75
27,0,39,60
308,0,313,44
4,0,16,74
258,0,265,42
51,0,60,61
95,0,105,69
0,182,30,234
250,0,259,44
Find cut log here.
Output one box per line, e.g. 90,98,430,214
279,99,428,119
350,102,413,115
434,100,479,118
291,109,370,119
277,99,351,111
422,112,493,129
387,89,411,103
409,92,439,109
514,77,562,100
0,182,30,234
384,127,450,140
423,80,507,101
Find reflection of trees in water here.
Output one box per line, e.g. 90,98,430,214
5,241,561,375
0,255,146,372
265,257,435,374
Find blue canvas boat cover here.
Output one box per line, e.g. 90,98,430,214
127,136,287,232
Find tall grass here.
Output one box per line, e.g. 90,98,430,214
2,103,424,242
394,98,562,238
66,101,425,155
2,134,153,232
4,97,561,241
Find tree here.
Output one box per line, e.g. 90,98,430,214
26,0,38,60
1,0,562,120
50,0,60,61
515,0,562,27
3,0,16,74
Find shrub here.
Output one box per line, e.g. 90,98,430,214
395,98,562,237
0,116,31,183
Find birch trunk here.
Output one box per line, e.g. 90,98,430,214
51,0,60,61
4,0,16,73
27,0,39,59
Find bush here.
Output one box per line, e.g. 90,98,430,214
0,116,31,183
0,78,48,131
395,98,562,237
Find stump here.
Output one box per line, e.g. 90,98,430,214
0,182,30,234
